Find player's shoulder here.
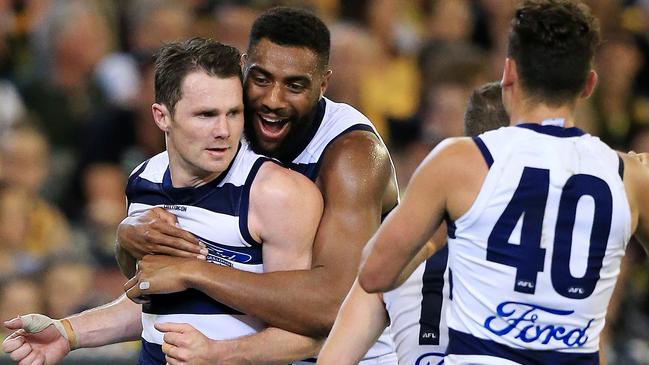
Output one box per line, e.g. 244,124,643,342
126,151,168,189
324,97,371,122
429,136,481,160
253,160,322,206
413,137,485,182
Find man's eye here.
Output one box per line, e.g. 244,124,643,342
287,83,305,92
254,76,269,85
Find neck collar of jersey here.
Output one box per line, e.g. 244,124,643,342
515,123,585,138
279,98,327,163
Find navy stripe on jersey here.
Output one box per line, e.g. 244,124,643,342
143,289,242,315
445,214,457,239
447,328,599,365
139,338,165,365
516,123,585,138
618,155,624,180
473,137,494,168
128,181,243,218
126,161,149,207
239,157,274,246
448,268,454,300
287,124,376,181
419,245,448,345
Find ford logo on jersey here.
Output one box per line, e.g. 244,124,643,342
484,301,593,347
198,239,253,263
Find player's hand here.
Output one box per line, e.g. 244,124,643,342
124,255,197,303
3,315,72,365
117,207,207,259
628,151,649,167
157,322,240,365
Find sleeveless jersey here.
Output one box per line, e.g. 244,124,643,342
288,97,398,365
383,245,450,365
126,142,271,365
444,124,631,365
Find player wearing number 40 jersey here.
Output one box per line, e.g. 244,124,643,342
360,1,649,365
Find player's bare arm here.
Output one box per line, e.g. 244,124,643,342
3,295,142,364
316,280,389,364
155,323,321,365
360,137,487,293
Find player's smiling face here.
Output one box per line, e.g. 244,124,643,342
243,38,330,161
156,71,244,185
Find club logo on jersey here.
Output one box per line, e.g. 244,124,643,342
484,301,593,347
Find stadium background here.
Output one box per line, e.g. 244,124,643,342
0,0,648,363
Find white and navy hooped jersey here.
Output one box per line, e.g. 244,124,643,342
126,142,272,365
383,245,450,365
288,97,398,364
444,124,631,365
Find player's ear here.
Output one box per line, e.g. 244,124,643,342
579,70,598,99
241,53,248,71
152,103,171,132
501,58,517,88
319,69,332,99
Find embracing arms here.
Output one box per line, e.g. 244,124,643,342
119,131,396,337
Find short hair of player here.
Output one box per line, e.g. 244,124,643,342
248,7,330,69
464,82,510,137
508,0,600,106
154,37,242,115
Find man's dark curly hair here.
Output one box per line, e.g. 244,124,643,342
248,7,330,69
154,37,242,116
508,0,600,106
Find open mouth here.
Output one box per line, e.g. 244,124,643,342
257,114,290,138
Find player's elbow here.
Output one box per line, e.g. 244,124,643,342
358,269,395,294
306,301,340,337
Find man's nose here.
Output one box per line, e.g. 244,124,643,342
261,83,288,112
211,117,230,139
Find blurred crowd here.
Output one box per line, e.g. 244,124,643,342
0,0,648,363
